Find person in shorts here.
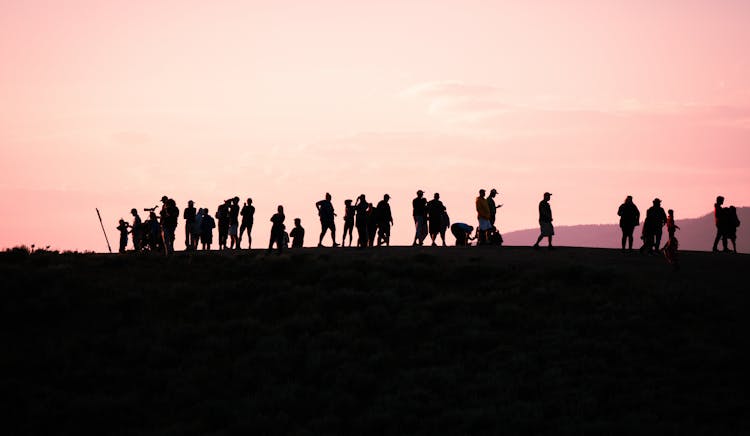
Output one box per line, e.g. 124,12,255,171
533,192,554,249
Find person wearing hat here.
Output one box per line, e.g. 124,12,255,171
476,189,492,244
376,194,394,246
487,188,503,226
183,200,197,250
639,198,667,254
130,208,142,251
533,192,554,249
341,199,355,247
412,190,428,246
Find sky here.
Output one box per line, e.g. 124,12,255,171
1,0,749,251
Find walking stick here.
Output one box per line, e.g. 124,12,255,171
96,208,113,253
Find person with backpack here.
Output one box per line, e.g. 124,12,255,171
617,195,640,252
725,206,741,253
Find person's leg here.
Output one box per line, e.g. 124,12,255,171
621,228,627,250
654,230,662,252
713,228,722,251
547,235,553,248
534,234,544,247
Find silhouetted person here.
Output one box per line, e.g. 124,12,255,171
355,195,369,248
290,218,305,248
160,196,179,254
130,208,142,251
184,200,197,250
116,219,130,253
192,207,204,250
440,210,450,245
268,205,286,254
316,193,339,247
726,205,740,253
713,196,728,252
451,222,474,246
200,208,215,250
663,209,680,268
476,189,492,244
148,211,162,252
341,199,355,247
239,198,255,249
640,198,666,255
376,194,393,246
617,195,640,251
426,193,447,246
366,203,378,247
216,200,230,250
228,197,240,249
533,192,554,249
412,190,428,246
487,188,503,225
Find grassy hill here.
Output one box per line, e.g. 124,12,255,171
2,247,748,435
503,207,749,253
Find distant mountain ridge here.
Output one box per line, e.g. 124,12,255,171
502,207,748,253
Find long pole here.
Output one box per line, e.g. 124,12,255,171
96,208,112,253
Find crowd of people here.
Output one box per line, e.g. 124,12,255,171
113,191,740,260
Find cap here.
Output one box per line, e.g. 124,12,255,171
417,190,424,195
161,195,168,202
490,188,498,194
188,200,194,205
384,194,391,199
653,198,661,203
544,192,552,196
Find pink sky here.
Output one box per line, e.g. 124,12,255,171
1,0,749,251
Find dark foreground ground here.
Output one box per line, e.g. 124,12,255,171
1,246,748,435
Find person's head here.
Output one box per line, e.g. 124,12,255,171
224,198,231,205
479,189,486,197
359,194,366,201
433,193,440,200
384,194,390,202
161,195,168,203
544,192,552,201
294,218,301,226
653,198,661,206
188,200,194,206
247,198,253,205
277,205,284,213
717,196,725,205
131,208,138,215
417,190,424,198
489,188,497,198
668,209,674,216
167,199,176,207
345,199,352,205
150,211,157,219
625,195,633,204
325,192,331,201
119,218,126,224
233,196,239,204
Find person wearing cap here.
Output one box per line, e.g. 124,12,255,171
341,199,355,247
376,194,393,246
487,188,503,226
412,190,428,246
183,200,197,250
316,192,339,247
476,189,492,244
640,198,667,254
239,198,255,249
533,192,554,249
161,198,179,254
426,193,447,246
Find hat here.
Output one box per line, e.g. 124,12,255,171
653,198,661,203
417,190,424,195
544,192,552,196
161,195,168,202
384,194,391,199
490,188,498,194
188,200,194,205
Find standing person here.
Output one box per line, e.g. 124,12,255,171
376,194,393,246
268,205,286,254
640,198,667,254
183,200,196,250
228,197,240,249
533,192,554,250
290,218,305,248
617,196,641,252
316,193,339,247
239,198,255,249
712,196,728,252
116,219,130,253
366,203,378,247
725,206,740,253
440,210,450,246
341,199,355,247
426,193,446,246
663,209,680,268
130,208,142,251
216,200,230,250
164,198,179,254
487,188,503,226
148,211,162,252
412,190,428,246
200,208,215,251
354,194,369,248
192,207,204,250
476,189,492,245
